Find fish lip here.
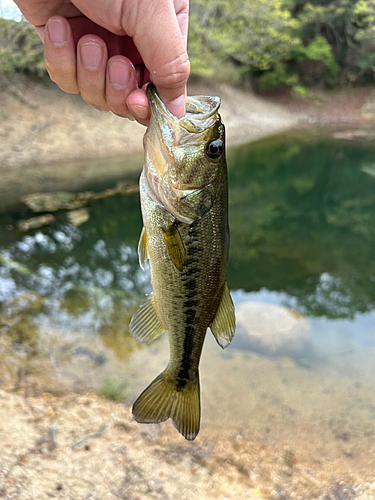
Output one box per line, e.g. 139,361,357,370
146,83,221,133
147,83,177,124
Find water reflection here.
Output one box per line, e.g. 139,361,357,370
1,132,375,377
228,134,375,319
0,194,150,335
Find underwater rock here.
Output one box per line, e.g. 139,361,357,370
234,301,310,356
17,214,55,231
67,208,90,226
22,182,139,214
22,192,80,212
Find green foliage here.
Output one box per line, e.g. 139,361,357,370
189,0,375,89
189,0,302,86
0,18,46,77
257,61,299,89
97,378,128,401
292,84,308,96
291,35,340,84
353,0,375,73
1,1,375,90
301,36,339,78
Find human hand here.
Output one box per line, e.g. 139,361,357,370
14,0,190,125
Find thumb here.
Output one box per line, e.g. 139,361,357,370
130,0,190,118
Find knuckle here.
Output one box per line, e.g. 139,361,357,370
109,103,129,116
82,98,109,112
155,54,190,90
45,61,78,94
113,112,135,121
59,85,79,95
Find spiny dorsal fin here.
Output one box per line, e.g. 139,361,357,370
162,224,185,272
132,370,200,441
129,294,165,344
210,282,236,349
138,226,148,270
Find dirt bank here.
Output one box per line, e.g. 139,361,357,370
0,78,302,172
2,78,374,173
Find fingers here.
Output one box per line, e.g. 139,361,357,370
126,88,150,126
44,19,141,120
129,0,190,118
44,17,79,93
106,56,138,118
77,35,109,111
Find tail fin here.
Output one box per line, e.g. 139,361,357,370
132,370,200,441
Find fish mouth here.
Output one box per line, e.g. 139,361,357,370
144,84,223,223
147,83,221,135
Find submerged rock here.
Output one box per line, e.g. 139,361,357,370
22,192,79,212
22,182,139,214
17,214,55,231
67,208,90,226
234,301,310,356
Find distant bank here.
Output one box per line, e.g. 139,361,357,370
0,76,374,183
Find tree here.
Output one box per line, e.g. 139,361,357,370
189,0,302,86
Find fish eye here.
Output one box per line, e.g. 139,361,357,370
205,139,223,160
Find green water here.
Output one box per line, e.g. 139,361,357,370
1,131,375,463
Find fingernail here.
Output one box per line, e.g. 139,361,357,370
108,62,131,90
166,94,185,118
80,43,104,70
47,19,68,47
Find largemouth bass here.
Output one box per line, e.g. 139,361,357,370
130,84,235,440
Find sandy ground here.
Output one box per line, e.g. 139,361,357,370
1,375,375,500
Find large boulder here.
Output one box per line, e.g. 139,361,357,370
234,301,310,356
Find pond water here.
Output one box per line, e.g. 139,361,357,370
1,130,375,473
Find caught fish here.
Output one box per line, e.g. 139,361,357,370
130,84,235,440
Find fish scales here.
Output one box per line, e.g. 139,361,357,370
130,84,235,440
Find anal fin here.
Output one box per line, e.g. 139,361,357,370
129,294,164,344
210,282,236,349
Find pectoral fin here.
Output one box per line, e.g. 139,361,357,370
162,224,185,272
138,226,148,270
210,282,236,349
129,294,165,344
